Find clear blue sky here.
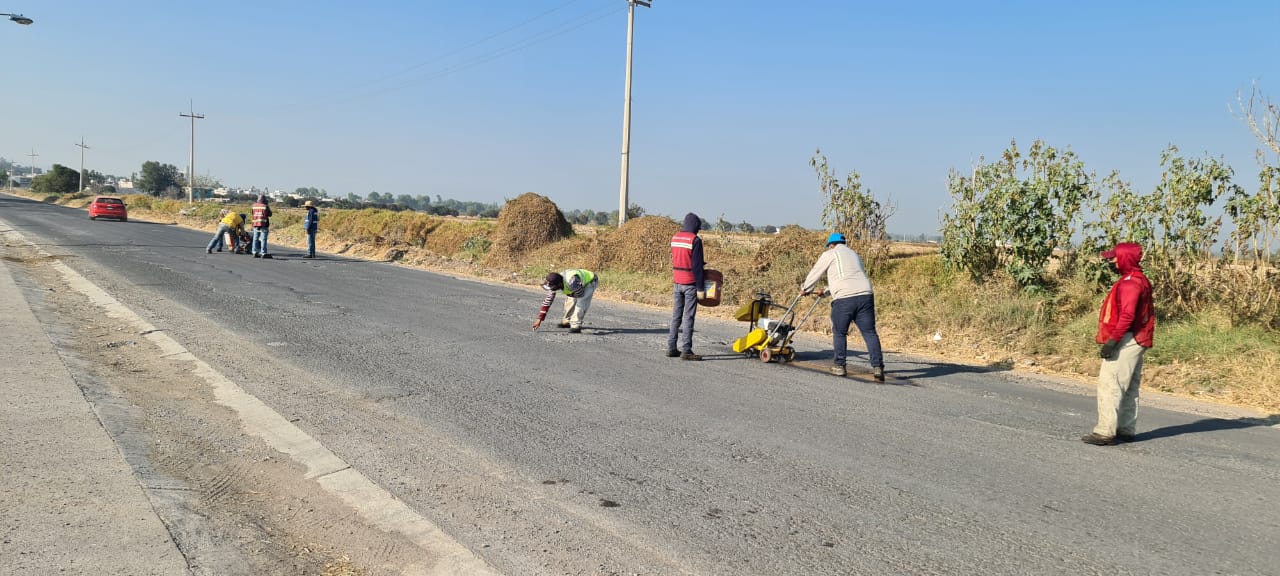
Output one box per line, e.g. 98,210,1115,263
2,0,1277,234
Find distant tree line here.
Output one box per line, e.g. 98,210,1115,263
339,192,503,217
562,204,646,226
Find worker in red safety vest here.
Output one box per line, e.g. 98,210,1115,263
667,213,706,361
250,195,273,258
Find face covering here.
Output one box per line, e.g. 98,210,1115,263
1108,261,1121,275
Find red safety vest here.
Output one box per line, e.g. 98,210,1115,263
251,203,269,228
671,231,696,284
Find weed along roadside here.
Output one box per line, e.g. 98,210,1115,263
12,188,1280,414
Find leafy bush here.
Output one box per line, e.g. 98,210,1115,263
941,139,1094,289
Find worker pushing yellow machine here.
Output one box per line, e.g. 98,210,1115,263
732,290,828,363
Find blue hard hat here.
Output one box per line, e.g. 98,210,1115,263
826,232,847,245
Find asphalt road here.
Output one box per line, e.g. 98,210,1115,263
3,193,1278,576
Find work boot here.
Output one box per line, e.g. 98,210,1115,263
666,349,680,358
1080,433,1117,446
1116,432,1137,443
873,366,885,382
262,254,273,259
254,254,261,258
830,365,846,377
557,321,571,328
568,327,582,334
681,352,703,361
206,249,212,254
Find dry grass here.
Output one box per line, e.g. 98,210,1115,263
487,192,573,265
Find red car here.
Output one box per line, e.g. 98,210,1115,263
88,196,128,222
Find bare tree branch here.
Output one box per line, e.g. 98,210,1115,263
1232,80,1280,159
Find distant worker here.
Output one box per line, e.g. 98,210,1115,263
1082,242,1155,446
303,200,319,258
250,195,273,259
532,269,598,333
206,209,244,254
801,233,885,381
667,213,705,361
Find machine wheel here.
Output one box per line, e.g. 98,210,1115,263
759,348,773,363
89,215,96,220
781,348,796,363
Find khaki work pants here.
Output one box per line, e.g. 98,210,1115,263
561,280,597,329
1093,332,1146,437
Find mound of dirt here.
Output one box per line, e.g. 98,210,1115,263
595,215,681,273
753,225,826,272
488,193,573,264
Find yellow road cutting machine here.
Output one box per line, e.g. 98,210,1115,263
731,291,828,363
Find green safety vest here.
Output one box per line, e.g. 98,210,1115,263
562,269,596,295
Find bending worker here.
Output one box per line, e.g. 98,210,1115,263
801,232,885,381
531,269,598,334
206,209,244,254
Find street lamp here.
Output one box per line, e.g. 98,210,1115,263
616,0,650,227
2,13,34,25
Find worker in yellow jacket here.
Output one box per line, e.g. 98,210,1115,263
206,210,244,254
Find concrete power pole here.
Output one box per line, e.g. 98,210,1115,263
180,101,204,204
617,0,651,228
26,148,38,183
75,137,90,193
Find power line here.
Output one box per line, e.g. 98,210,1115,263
93,124,186,160
353,0,587,93
296,0,590,111
342,3,625,104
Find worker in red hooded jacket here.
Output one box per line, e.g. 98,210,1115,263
1082,242,1155,446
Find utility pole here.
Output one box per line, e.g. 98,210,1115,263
75,137,90,193
26,148,38,183
180,101,204,204
617,0,651,227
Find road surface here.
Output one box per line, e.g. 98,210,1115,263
2,193,1277,575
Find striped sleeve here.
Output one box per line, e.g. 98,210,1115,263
537,290,556,321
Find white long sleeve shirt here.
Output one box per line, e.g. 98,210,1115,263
801,244,873,300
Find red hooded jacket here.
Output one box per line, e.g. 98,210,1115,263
1096,242,1155,347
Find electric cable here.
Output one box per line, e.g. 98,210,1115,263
331,2,624,106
